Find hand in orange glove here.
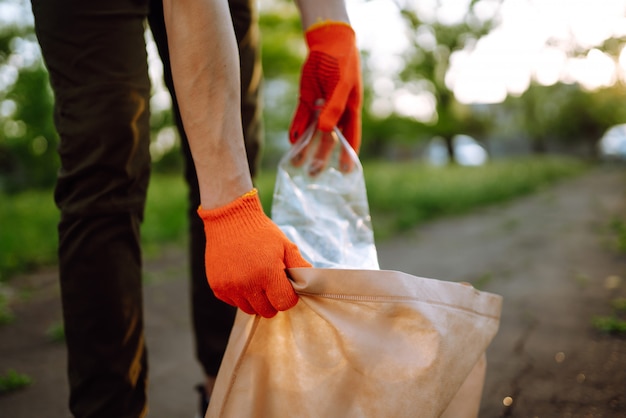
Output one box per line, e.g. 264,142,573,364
198,189,312,318
289,22,362,172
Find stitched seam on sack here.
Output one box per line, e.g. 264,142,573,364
296,291,501,320
219,315,262,416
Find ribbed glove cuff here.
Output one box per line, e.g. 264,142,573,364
305,22,356,52
197,189,267,232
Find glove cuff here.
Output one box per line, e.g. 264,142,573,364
305,21,356,51
197,188,268,232
306,20,352,32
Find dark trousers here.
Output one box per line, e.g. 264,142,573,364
29,0,263,416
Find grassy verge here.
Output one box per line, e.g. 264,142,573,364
139,174,188,257
592,296,626,335
0,369,32,393
0,156,588,281
363,156,589,238
0,190,59,282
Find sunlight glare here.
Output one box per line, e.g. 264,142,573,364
348,0,408,75
566,49,617,90
533,47,567,86
618,46,626,82
0,0,33,27
350,0,626,104
562,0,626,48
392,89,437,123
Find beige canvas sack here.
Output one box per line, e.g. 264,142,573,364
207,125,502,417
206,268,502,418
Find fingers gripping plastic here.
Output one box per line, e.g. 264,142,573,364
289,22,362,154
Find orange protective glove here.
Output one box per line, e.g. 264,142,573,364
289,22,362,170
198,189,312,318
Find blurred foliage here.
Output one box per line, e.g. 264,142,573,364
495,81,626,156
382,0,500,162
1,156,588,280
258,5,304,79
46,321,65,343
257,3,306,168
592,315,626,335
0,369,32,393
0,20,58,192
363,155,588,238
1,0,626,193
0,292,15,325
608,218,626,254
613,298,626,312
0,185,58,281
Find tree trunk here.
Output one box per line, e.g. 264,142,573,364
444,135,456,164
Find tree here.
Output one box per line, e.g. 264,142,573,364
496,79,626,158
0,7,59,192
390,0,500,163
257,2,306,168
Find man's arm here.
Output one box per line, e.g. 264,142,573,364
294,0,351,28
163,0,311,319
161,0,359,318
163,0,357,203
163,0,252,210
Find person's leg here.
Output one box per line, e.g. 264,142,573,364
147,0,263,390
31,1,152,417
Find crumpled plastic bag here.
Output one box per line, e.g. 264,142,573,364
271,123,379,269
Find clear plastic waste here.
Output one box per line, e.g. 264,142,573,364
271,123,379,270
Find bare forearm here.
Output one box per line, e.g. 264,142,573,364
163,0,253,209
294,0,350,29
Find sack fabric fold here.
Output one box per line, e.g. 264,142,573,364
207,268,502,418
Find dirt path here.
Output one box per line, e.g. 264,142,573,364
377,165,626,417
1,166,625,417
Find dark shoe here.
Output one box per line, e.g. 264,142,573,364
195,384,210,418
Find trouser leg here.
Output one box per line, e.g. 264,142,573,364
147,0,263,377
31,0,152,416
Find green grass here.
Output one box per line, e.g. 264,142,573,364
0,369,32,393
592,315,626,335
0,190,59,282
140,174,189,257
608,218,626,253
46,321,65,343
363,156,589,238
613,298,626,312
0,293,15,325
592,297,626,336
0,156,589,281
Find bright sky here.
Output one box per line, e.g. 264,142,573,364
2,0,626,113
347,0,626,118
